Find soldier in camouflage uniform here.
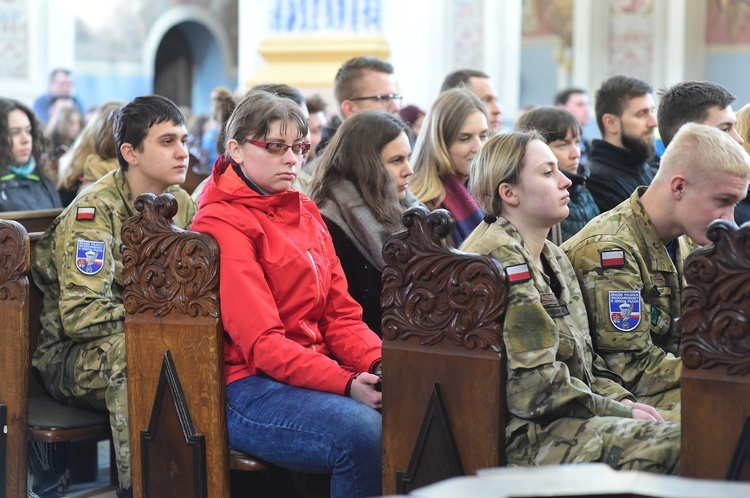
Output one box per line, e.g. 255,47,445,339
563,123,750,412
461,131,680,473
31,95,196,498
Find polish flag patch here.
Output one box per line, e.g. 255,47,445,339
601,249,625,268
506,263,531,284
76,207,96,221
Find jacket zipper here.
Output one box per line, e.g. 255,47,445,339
306,250,321,305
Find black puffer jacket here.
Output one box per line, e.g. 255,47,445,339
560,166,600,242
586,139,657,213
0,168,62,212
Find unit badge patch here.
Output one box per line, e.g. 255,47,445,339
609,291,641,331
76,240,105,275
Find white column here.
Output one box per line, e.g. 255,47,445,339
572,0,609,94
485,0,521,123
237,0,272,93
383,0,441,111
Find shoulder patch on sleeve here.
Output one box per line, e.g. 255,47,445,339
506,263,531,284
600,249,625,268
608,291,641,331
76,206,96,221
75,240,105,275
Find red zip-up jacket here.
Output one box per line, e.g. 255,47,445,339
191,157,382,394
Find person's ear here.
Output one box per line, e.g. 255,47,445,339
602,113,620,136
120,143,137,167
227,139,243,164
670,175,687,201
498,182,519,208
340,100,356,118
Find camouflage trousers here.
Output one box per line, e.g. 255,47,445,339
506,415,680,475
38,334,130,489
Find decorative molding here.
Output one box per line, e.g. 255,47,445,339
122,193,219,318
0,220,29,302
141,351,207,498
679,220,750,375
381,206,505,350
395,384,464,494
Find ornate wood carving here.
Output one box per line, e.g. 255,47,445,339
679,220,750,374
395,384,464,494
0,220,29,302
122,193,219,318
141,351,207,498
382,206,506,350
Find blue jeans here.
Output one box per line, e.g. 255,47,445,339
226,375,382,498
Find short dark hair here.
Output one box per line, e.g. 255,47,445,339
334,56,394,105
306,94,327,115
115,95,185,171
554,87,587,106
49,68,72,82
514,106,581,144
594,74,652,135
657,80,736,147
0,98,47,170
440,69,490,93
252,83,306,108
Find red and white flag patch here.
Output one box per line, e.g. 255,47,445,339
76,207,96,221
506,263,531,284
601,249,625,268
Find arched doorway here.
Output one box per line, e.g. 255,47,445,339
154,26,193,108
151,20,233,114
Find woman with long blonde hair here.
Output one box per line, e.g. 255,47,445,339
409,87,488,246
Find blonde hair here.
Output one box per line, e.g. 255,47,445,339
735,103,750,156
57,101,123,191
409,88,487,207
460,131,542,251
655,122,750,183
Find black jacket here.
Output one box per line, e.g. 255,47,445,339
323,217,383,337
586,139,656,212
0,169,62,212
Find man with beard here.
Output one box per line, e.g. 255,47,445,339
562,124,750,413
586,74,658,212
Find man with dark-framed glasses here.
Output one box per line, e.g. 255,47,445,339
308,55,402,169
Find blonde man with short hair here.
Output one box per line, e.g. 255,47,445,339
563,123,750,412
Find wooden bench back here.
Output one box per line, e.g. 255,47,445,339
122,193,229,498
380,206,507,494
0,215,113,497
1,208,62,234
0,220,31,498
678,220,750,480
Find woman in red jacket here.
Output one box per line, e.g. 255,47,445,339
190,90,383,498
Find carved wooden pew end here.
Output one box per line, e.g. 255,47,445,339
381,206,507,494
678,219,750,480
123,193,279,498
0,217,113,497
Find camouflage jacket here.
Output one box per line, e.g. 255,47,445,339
562,187,688,398
31,169,196,370
463,217,634,431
